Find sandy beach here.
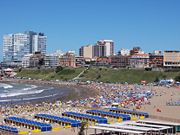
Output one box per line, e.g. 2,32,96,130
0,79,180,135
140,86,180,122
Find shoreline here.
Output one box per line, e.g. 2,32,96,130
0,79,99,106
0,79,180,123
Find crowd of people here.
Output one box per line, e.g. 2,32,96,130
0,81,154,119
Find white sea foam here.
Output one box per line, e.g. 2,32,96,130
0,89,45,98
22,85,38,91
0,94,57,102
0,83,13,89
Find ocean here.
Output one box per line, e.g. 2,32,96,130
0,82,71,105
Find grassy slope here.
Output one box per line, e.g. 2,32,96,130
81,68,180,83
17,68,85,81
17,67,180,83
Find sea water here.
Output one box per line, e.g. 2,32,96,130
0,82,71,105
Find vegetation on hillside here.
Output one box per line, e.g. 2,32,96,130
17,67,85,81
175,74,180,82
16,67,180,83
81,67,180,83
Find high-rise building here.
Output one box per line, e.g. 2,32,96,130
3,34,14,62
3,31,47,65
96,40,114,57
79,45,93,59
93,40,114,57
13,33,30,62
32,33,47,54
93,43,106,57
79,40,114,59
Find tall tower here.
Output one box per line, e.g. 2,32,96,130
3,31,47,64
3,34,14,62
13,33,30,61
32,33,47,54
93,40,114,57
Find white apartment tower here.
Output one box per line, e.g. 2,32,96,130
94,40,114,57
3,34,14,62
3,31,47,64
13,33,30,61
32,33,47,54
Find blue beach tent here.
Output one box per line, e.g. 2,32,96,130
5,117,52,132
109,108,149,118
35,114,81,127
62,112,107,124
0,125,18,133
86,110,131,121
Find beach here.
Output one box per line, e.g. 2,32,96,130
0,79,180,134
140,86,180,122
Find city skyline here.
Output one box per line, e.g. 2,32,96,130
3,31,46,64
1,0,180,61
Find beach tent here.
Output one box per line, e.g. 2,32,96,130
62,112,107,124
34,114,81,127
109,108,149,118
4,117,52,132
0,125,18,133
86,110,131,121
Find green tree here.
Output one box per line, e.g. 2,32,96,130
96,74,101,79
154,76,159,82
175,74,180,82
162,74,167,79
55,66,63,73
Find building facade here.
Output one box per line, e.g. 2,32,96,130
29,52,45,68
79,45,93,59
3,34,14,62
75,56,85,67
44,54,59,68
129,54,149,68
80,40,114,58
164,51,180,68
32,33,47,54
130,47,144,55
13,33,30,62
94,40,114,57
59,52,76,67
93,44,106,57
119,48,130,56
110,55,130,68
95,57,111,67
149,53,163,68
22,54,33,68
3,31,47,65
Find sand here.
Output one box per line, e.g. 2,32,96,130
0,79,180,135
140,86,180,122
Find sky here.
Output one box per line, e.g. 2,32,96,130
0,0,180,60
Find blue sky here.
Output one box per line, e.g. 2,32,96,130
0,0,180,60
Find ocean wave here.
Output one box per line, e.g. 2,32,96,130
0,89,44,98
0,94,57,103
0,83,13,89
22,85,38,91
